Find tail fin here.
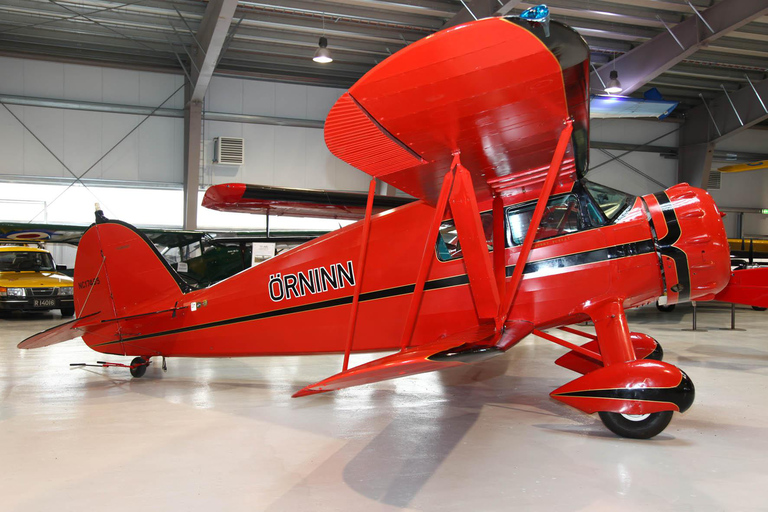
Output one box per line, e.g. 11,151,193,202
74,219,188,322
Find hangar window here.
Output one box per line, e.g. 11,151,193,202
436,211,493,261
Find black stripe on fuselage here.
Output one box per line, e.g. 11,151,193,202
96,238,655,346
652,192,691,303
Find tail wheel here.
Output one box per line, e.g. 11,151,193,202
656,303,675,313
752,306,767,311
60,307,75,317
598,411,674,439
130,357,149,378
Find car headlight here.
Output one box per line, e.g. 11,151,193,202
1,287,26,297
59,287,74,296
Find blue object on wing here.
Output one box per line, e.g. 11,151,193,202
520,4,550,22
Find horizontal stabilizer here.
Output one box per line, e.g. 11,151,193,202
715,267,768,308
18,312,100,349
293,320,532,397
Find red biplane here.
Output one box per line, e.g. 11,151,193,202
18,13,765,439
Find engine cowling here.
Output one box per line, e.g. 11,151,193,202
642,183,731,305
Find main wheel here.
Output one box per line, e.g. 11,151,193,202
752,306,767,312
60,307,75,317
130,357,148,378
598,411,674,439
656,303,675,313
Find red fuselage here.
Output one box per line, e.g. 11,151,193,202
81,180,730,359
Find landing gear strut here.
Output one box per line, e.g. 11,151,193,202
130,357,149,378
598,411,674,439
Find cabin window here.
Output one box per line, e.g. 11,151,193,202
506,194,583,246
436,211,494,261
582,180,634,222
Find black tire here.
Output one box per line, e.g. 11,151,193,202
130,357,148,378
752,306,767,312
656,303,675,313
598,411,674,439
60,307,75,317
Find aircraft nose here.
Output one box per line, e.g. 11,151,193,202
642,184,731,305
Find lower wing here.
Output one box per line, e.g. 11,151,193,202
293,320,533,397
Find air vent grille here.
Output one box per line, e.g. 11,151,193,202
213,137,244,165
708,170,721,190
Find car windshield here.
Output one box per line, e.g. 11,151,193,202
582,180,635,221
0,251,56,272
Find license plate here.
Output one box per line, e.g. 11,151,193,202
33,299,56,307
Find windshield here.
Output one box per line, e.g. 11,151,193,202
0,251,56,272
582,180,635,221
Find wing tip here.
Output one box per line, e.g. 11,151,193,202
292,386,331,398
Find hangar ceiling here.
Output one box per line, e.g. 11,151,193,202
1,0,767,110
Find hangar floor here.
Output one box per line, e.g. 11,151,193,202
1,303,766,511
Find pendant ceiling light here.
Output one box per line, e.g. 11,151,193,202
605,70,623,94
313,14,333,64
605,54,622,94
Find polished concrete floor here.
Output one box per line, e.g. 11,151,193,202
1,303,767,511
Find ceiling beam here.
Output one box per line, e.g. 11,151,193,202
442,1,501,29
678,76,768,186
590,0,768,96
190,0,239,102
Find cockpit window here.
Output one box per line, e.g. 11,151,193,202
582,180,634,222
436,212,493,261
507,194,583,246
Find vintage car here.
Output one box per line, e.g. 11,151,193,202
0,245,75,316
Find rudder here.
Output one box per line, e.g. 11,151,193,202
74,219,188,321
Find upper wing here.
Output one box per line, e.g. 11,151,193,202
0,222,87,244
202,183,414,220
719,161,768,173
324,17,590,204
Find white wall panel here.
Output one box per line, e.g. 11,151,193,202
591,118,679,147
138,72,184,109
239,123,275,185
63,110,103,177
275,83,308,119
306,87,344,121
273,126,307,187
101,113,140,181
587,149,677,197
138,117,183,183
304,129,335,190
102,67,140,105
207,76,243,113
22,59,64,99
63,64,102,103
0,107,24,175
22,105,65,177
0,57,24,95
242,80,277,116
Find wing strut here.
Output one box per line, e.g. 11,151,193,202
342,178,377,371
496,118,574,329
399,161,457,350
449,163,500,318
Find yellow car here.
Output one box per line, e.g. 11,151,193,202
0,246,75,316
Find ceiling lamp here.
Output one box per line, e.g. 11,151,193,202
313,13,333,64
313,36,333,64
605,70,623,95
